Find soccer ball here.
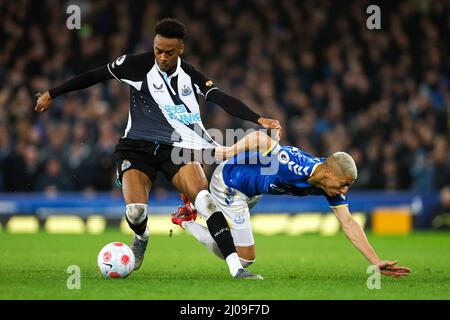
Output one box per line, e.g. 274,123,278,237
97,242,135,279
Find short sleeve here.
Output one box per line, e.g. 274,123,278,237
274,146,310,183
263,142,281,157
274,146,324,184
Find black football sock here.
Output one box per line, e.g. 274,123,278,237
125,214,148,236
206,211,237,259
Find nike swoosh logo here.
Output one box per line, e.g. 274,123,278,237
103,263,113,268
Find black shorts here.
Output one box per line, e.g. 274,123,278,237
114,138,191,188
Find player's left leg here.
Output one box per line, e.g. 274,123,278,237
208,160,258,268
114,138,159,270
236,247,255,268
235,246,255,268
173,162,258,268
121,169,152,270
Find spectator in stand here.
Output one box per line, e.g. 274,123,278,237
0,0,449,193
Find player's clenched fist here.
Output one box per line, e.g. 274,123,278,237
34,91,53,112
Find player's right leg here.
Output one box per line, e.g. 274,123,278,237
122,169,152,270
114,138,159,270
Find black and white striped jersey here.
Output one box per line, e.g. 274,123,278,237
107,53,220,150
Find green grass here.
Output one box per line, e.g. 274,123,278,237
0,231,449,299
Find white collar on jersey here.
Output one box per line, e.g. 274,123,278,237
309,162,322,177
155,57,181,82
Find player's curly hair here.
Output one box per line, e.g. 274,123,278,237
155,18,187,40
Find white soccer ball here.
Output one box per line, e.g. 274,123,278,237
97,242,135,279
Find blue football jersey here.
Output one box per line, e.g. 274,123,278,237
221,144,348,207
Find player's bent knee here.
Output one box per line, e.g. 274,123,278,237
194,190,219,219
125,203,148,225
185,182,208,203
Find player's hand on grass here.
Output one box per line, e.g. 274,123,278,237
34,91,53,112
376,260,411,278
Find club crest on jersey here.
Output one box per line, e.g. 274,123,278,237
278,151,290,164
121,160,131,172
181,85,192,96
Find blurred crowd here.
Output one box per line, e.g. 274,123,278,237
0,0,449,195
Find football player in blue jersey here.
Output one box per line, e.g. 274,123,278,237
172,130,411,278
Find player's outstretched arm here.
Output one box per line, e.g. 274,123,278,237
34,65,113,112
206,90,281,130
332,205,411,278
215,130,279,161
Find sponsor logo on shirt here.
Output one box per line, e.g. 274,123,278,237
164,104,201,125
153,83,164,92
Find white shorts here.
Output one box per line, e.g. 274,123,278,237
209,162,262,247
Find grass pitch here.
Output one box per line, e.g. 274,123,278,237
0,230,449,300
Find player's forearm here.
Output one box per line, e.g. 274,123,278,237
332,206,380,265
48,65,113,98
206,90,261,124
227,131,276,158
341,218,380,265
228,131,260,157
